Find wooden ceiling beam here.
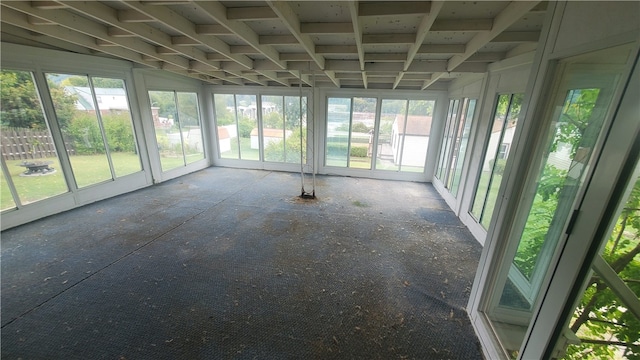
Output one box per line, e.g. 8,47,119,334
57,1,236,84
266,0,339,87
230,45,261,54
258,35,298,45
31,1,66,10
226,6,278,21
195,24,232,36
396,0,443,88
417,44,466,54
300,22,353,34
359,1,431,16
117,9,154,23
192,1,297,86
364,53,406,62
424,1,540,89
362,33,415,44
347,1,367,88
492,31,541,42
119,1,276,86
0,6,194,78
316,45,358,54
431,18,493,32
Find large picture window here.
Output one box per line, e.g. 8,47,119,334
261,95,306,164
327,97,434,173
213,93,307,164
46,73,142,187
148,90,205,171
1,70,69,209
470,93,523,229
435,98,476,197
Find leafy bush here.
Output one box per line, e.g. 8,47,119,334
65,112,104,155
103,113,136,152
350,146,368,157
237,116,255,138
326,143,368,157
264,127,305,163
489,158,507,175
336,122,371,133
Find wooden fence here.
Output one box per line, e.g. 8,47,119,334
1,128,75,161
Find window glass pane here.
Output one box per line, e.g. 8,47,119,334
436,100,458,179
284,95,306,164
350,97,376,169
445,101,466,188
236,95,259,161
47,73,113,187
2,70,68,203
0,165,16,211
376,100,403,171
471,94,522,229
176,92,204,164
484,43,631,360
149,90,184,171
262,95,285,162
326,97,350,167
450,99,476,196
92,77,141,177
400,100,434,173
214,94,239,159
512,88,602,283
566,178,640,359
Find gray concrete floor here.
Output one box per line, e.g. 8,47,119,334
1,167,483,359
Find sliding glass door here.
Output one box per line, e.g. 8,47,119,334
326,96,435,174
476,43,635,359
148,90,205,171
435,98,477,197
213,92,307,165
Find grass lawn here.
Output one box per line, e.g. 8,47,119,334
220,137,260,161
1,152,142,210
471,171,503,229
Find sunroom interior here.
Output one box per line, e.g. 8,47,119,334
1,1,639,359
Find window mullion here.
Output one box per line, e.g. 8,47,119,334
88,77,117,180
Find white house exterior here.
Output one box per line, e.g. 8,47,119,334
250,128,291,149
391,115,432,167
66,86,129,112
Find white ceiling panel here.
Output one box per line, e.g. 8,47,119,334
0,0,546,89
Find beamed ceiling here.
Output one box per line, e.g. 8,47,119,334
1,1,547,90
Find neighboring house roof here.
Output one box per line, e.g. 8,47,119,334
396,115,433,136
217,127,230,139
250,128,288,138
65,86,128,111
491,118,518,134
65,86,93,110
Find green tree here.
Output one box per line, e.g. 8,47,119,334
263,111,283,129
103,113,136,153
237,116,255,138
283,96,303,130
408,99,434,116
149,91,176,121
65,112,103,155
1,70,46,129
352,97,376,113
177,92,200,127
514,87,639,358
214,103,235,126
61,76,123,88
264,127,306,163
